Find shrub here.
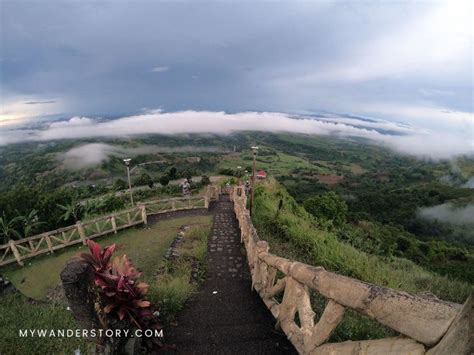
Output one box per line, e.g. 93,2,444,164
303,191,348,227
159,175,170,186
78,240,163,350
113,179,128,191
201,175,211,185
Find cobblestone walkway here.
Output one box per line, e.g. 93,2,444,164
165,194,296,354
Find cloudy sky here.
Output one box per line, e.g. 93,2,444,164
0,0,473,157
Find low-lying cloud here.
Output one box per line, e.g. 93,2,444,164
1,110,473,159
418,203,474,226
60,143,120,170
59,142,225,170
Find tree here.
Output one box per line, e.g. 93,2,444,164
57,195,83,223
136,173,154,188
113,179,128,191
83,199,106,218
168,166,177,180
20,209,44,237
304,191,348,227
0,213,22,243
159,175,170,186
218,168,234,176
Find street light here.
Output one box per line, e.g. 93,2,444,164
249,146,259,216
123,158,134,207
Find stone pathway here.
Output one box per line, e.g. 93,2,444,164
165,194,296,354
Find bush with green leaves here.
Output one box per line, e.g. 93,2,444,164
303,191,348,227
113,178,128,191
201,175,211,185
252,180,471,304
159,175,170,186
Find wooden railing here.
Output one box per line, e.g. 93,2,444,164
231,186,472,355
0,207,145,267
0,188,215,268
143,196,207,215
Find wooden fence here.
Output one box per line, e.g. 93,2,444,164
0,188,215,268
231,186,472,355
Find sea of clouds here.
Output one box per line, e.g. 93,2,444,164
0,110,472,160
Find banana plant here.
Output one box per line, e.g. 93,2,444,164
57,194,83,222
0,212,22,243
21,209,45,237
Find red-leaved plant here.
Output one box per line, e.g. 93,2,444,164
78,240,163,349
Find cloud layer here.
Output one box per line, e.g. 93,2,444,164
1,110,472,159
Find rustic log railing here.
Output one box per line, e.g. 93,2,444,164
231,186,473,355
0,189,213,267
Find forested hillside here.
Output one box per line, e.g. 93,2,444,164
1,132,473,284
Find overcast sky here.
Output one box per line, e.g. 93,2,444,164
0,0,473,156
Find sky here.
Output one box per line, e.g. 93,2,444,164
0,0,473,158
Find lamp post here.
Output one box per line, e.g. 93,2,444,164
123,158,134,207
249,146,258,216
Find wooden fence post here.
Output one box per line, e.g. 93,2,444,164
427,291,474,355
76,221,87,245
8,240,24,266
139,204,147,225
111,215,117,234
171,200,176,210
45,235,54,253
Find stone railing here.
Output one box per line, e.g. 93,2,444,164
0,189,214,268
231,186,473,355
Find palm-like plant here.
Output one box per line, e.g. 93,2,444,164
21,209,45,237
0,212,22,243
83,198,106,219
57,195,83,222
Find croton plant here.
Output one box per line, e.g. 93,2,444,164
78,240,163,350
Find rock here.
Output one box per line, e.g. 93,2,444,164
0,274,16,296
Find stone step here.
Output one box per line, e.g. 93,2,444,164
165,194,296,354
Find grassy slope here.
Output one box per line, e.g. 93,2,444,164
0,215,213,354
252,179,472,340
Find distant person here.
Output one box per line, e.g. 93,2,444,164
182,179,191,196
245,180,251,196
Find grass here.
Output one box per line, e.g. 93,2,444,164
0,215,213,354
149,225,212,322
218,147,326,176
252,179,472,341
0,293,92,354
3,215,212,300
